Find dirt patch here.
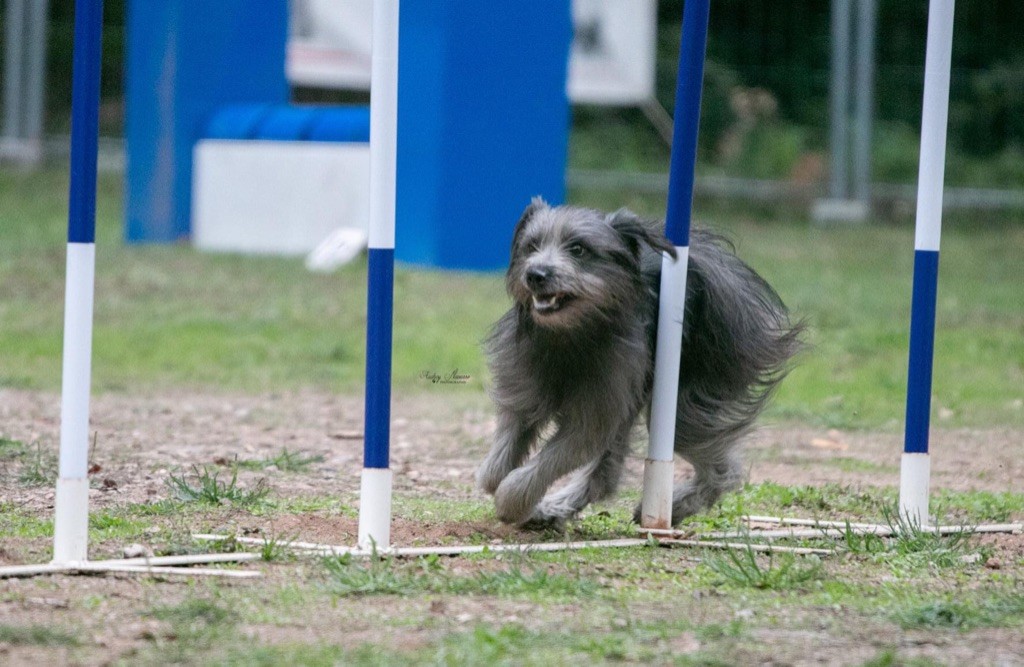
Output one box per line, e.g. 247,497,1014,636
3,388,1022,527
2,388,1023,666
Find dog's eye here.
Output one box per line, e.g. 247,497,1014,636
526,240,540,253
568,243,587,258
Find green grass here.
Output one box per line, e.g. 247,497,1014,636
0,437,29,459
2,168,1023,430
16,442,58,486
322,552,598,600
890,593,1024,631
0,624,80,647
165,465,271,507
700,547,824,590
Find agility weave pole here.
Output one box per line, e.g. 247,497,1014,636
898,0,955,528
0,0,256,581
639,0,710,530
639,0,1018,541
357,0,400,552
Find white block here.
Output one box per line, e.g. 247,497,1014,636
193,140,370,256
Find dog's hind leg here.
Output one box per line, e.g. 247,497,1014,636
525,437,629,529
477,411,539,495
631,446,744,525
670,447,744,524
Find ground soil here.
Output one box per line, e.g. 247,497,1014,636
1,388,1022,665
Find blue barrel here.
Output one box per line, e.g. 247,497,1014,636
124,0,289,243
396,1,572,271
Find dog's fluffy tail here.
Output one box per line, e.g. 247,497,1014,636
662,229,805,461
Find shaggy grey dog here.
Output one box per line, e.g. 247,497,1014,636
477,198,803,528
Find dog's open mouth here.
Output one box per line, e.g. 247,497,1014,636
531,292,572,314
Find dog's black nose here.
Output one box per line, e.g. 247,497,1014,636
526,266,553,289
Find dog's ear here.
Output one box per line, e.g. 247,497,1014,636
607,209,678,259
511,196,548,251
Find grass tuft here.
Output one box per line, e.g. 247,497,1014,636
703,545,823,590
165,464,270,507
259,532,298,562
881,506,971,570
0,437,28,459
17,442,58,486
322,553,421,597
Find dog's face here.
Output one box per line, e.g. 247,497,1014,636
506,199,675,329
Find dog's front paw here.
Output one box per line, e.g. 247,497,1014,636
520,502,573,531
493,468,540,525
520,511,567,532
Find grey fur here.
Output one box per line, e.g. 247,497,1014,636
478,200,804,528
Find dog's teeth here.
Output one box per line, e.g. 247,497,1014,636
532,295,559,310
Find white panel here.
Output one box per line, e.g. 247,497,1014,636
193,140,370,256
569,0,658,104
286,0,660,107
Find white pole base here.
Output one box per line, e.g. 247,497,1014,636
898,452,931,529
357,468,393,552
639,458,674,530
52,476,90,564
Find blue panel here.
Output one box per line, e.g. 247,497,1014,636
904,250,940,454
67,0,104,244
204,104,273,140
125,0,289,243
395,0,572,271
256,106,320,141
203,105,370,143
664,0,710,247
307,107,371,143
364,248,395,469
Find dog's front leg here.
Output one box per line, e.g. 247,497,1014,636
476,411,538,495
493,425,598,525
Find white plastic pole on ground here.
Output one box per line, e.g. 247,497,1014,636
640,0,710,530
52,0,104,565
899,0,955,528
358,0,400,551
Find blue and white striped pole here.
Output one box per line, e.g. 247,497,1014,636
53,0,104,564
358,0,399,551
640,0,710,529
900,0,955,528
